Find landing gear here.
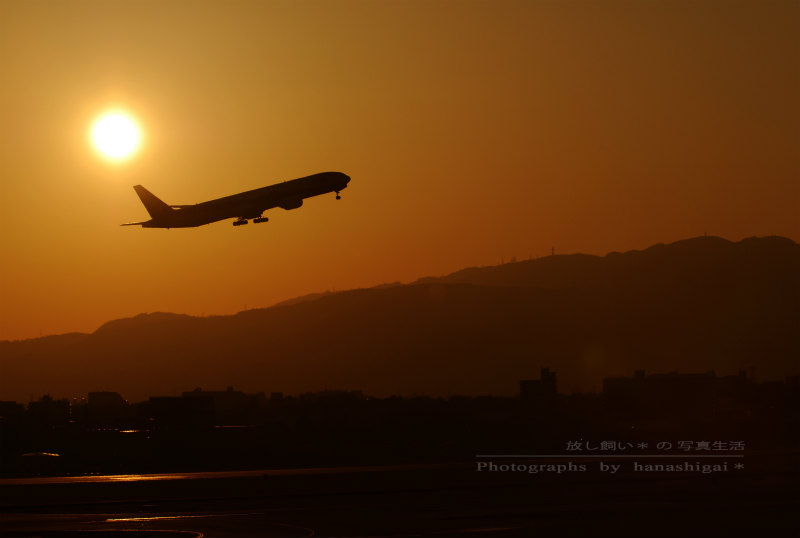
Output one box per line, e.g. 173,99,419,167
233,218,248,226
253,217,269,224
335,191,341,200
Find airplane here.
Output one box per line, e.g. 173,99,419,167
122,171,350,228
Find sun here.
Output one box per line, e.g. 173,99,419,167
90,111,142,162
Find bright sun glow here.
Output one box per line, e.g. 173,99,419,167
90,111,142,161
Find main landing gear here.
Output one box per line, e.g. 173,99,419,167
233,216,269,226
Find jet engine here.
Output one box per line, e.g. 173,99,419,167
279,199,303,210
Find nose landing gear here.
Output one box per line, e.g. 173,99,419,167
335,191,341,200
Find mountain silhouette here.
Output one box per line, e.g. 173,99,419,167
1,236,797,401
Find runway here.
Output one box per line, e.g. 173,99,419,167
2,455,798,537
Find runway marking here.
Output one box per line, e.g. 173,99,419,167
1,462,468,486
106,512,263,522
458,527,522,534
103,514,316,537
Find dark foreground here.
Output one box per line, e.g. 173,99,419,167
2,453,798,538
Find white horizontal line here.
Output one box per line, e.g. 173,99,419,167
475,454,744,458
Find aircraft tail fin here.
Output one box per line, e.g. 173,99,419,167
133,185,173,219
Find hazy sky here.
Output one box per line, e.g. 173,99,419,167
1,0,797,340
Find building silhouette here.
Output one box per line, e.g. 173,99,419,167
87,391,130,424
146,396,214,428
182,386,265,422
0,401,24,422
602,369,758,421
27,395,70,424
520,367,558,411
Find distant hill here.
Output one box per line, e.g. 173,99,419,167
1,236,798,402
415,235,799,291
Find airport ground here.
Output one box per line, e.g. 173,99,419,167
2,451,798,538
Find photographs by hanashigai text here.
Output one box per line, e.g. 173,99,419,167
474,440,746,474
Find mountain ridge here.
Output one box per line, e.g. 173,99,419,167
1,235,797,401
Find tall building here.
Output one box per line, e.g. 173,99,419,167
520,367,558,409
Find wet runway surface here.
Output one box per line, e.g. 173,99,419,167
2,455,798,537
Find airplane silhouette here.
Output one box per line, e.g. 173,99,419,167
122,171,350,228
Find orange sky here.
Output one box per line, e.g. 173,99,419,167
0,0,797,341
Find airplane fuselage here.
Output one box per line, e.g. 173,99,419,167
128,171,350,228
